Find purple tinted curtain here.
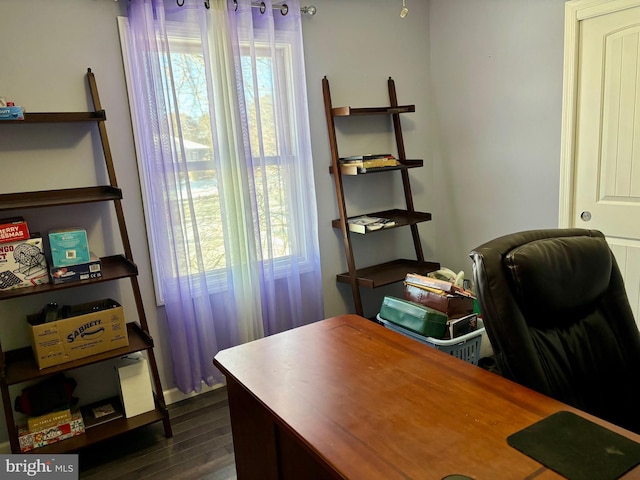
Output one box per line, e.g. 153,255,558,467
123,0,324,394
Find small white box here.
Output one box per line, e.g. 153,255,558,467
116,355,155,418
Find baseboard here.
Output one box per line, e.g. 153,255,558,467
0,382,226,454
163,382,225,405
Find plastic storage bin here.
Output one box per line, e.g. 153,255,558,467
377,314,485,365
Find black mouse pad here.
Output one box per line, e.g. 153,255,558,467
507,411,640,480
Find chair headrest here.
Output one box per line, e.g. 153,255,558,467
505,235,612,327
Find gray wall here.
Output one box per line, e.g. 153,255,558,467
428,0,566,275
0,0,566,447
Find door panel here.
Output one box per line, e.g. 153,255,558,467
575,8,640,238
609,240,640,322
563,1,640,322
602,29,640,199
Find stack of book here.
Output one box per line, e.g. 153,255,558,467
347,215,396,234
339,154,399,174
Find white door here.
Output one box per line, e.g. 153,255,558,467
560,0,640,322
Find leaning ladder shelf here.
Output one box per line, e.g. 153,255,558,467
323,77,440,316
0,68,172,454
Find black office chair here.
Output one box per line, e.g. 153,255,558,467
470,228,640,434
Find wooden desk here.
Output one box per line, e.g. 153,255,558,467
213,315,640,479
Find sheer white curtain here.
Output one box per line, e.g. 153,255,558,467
121,0,324,394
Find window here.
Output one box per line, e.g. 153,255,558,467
120,17,306,303
164,36,225,272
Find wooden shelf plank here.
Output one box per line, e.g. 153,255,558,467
20,404,167,454
329,159,423,176
0,186,122,211
0,255,137,301
3,322,153,385
332,209,432,231
0,111,107,123
336,259,440,289
331,105,415,116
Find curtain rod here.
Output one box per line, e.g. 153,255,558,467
233,1,316,16
117,1,316,16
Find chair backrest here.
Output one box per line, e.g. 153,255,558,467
470,228,640,433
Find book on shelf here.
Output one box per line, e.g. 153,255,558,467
339,155,399,170
339,163,400,175
347,215,396,234
339,153,394,162
80,396,124,429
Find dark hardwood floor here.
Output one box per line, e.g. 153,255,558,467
78,387,237,480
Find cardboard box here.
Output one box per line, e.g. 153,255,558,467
29,299,129,369
18,410,84,452
0,216,29,243
49,252,102,284
0,106,24,121
116,355,155,418
0,236,49,291
48,228,90,267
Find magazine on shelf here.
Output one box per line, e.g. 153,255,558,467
80,397,124,429
347,215,396,234
339,153,394,162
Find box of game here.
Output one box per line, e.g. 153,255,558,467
27,409,72,432
49,252,102,284
0,106,24,121
18,410,85,452
0,236,49,291
0,217,29,244
48,228,90,267
28,299,128,369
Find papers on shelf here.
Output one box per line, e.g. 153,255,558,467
338,154,400,172
347,215,396,234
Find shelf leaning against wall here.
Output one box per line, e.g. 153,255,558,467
322,76,440,317
0,68,172,454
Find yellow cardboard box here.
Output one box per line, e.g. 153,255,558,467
29,299,129,369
